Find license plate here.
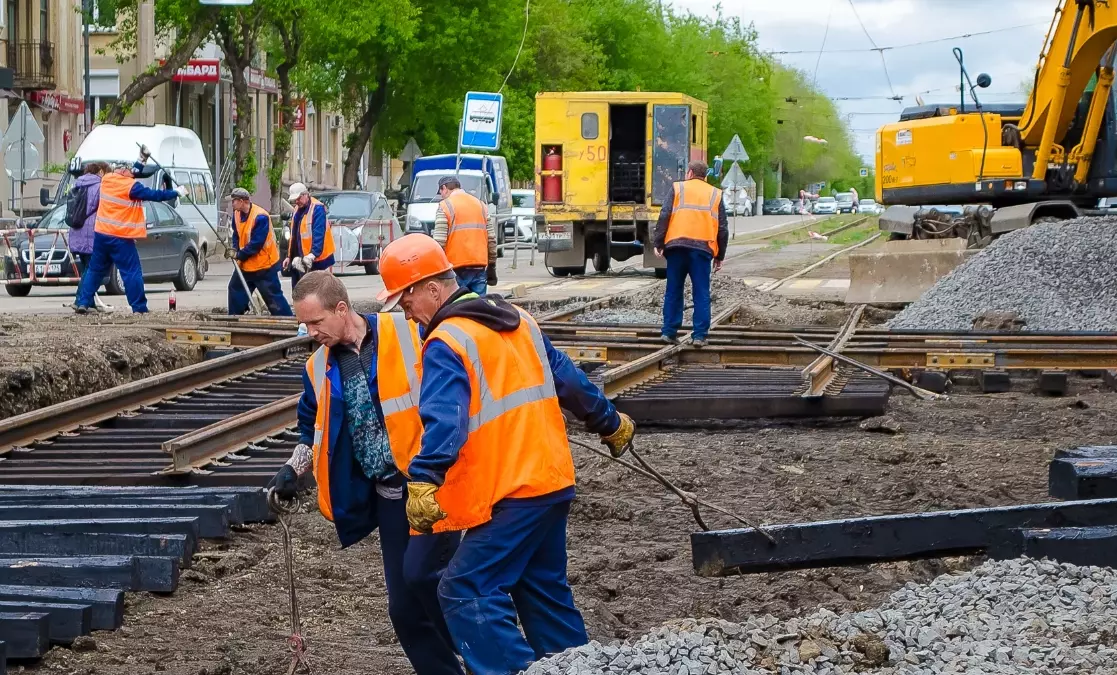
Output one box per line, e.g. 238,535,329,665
34,264,61,275
540,231,571,240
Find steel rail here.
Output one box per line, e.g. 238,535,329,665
758,231,883,292
801,304,865,398
0,336,311,454
161,394,300,475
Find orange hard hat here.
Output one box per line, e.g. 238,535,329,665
376,233,454,311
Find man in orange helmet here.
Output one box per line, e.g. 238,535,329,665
376,233,636,675
432,176,498,295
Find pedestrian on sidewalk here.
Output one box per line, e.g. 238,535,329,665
269,271,463,675
376,234,635,675
227,187,293,316
433,176,498,294
72,150,186,314
68,161,113,313
653,160,728,348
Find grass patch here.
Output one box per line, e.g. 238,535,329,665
754,214,865,250
828,222,879,246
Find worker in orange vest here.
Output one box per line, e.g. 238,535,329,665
269,270,463,675
283,182,335,290
653,160,728,348
376,234,636,675
73,152,187,314
226,187,292,316
432,176,497,294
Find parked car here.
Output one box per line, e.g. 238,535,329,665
773,198,794,215
311,190,400,275
812,196,838,215
511,188,536,243
835,192,856,214
857,199,883,215
2,201,201,297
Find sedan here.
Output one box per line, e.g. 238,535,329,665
857,199,883,215
1,201,201,297
813,197,838,215
308,190,402,275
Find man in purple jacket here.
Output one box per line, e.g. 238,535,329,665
68,162,113,313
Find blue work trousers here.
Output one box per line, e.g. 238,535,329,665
76,232,147,313
378,486,464,675
662,247,712,341
455,266,488,295
438,499,587,675
228,262,293,316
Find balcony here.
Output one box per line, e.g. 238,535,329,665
7,41,56,90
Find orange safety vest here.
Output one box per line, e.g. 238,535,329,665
665,179,721,257
235,203,281,272
439,190,489,268
419,307,574,533
289,197,336,261
307,313,423,521
94,173,146,239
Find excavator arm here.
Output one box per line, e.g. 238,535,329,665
1018,0,1117,180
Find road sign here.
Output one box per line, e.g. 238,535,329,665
720,163,748,189
3,101,44,147
5,141,39,182
401,137,422,162
722,134,749,162
459,91,503,151
860,167,869,177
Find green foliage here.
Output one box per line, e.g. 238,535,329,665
270,127,292,189
237,145,259,191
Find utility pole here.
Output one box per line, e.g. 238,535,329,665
83,0,92,130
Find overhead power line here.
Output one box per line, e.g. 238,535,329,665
813,0,835,85
768,21,1046,56
846,0,899,102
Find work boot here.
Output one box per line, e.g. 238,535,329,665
661,335,678,345
692,338,708,348
71,304,91,315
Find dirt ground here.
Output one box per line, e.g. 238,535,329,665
29,379,1116,674
0,312,217,419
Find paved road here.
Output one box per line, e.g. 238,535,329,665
0,214,822,314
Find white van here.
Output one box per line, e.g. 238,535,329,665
49,125,221,276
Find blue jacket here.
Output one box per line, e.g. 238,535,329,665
129,162,180,202
409,291,621,500
292,200,331,261
297,313,390,547
232,211,272,261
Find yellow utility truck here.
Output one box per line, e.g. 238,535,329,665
534,92,709,278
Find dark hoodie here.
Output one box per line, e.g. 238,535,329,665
406,289,621,492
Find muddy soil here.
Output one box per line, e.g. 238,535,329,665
32,383,1114,675
0,312,213,419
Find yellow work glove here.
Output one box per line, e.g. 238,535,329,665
600,412,635,458
406,482,447,534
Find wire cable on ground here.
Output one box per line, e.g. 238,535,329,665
498,0,530,94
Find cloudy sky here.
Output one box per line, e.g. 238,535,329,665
670,0,1056,160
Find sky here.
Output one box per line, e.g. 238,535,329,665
670,0,1057,161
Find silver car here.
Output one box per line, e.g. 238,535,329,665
813,197,838,215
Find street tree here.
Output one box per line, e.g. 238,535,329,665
216,6,267,190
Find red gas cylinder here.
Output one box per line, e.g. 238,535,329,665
542,148,562,203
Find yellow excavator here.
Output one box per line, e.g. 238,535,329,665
848,0,1117,303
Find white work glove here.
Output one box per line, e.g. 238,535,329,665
304,253,316,268
291,256,308,273
138,145,151,163
174,185,188,199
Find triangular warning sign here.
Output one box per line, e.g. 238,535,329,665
722,134,749,162
3,101,44,146
720,163,747,189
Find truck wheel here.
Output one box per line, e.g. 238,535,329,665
5,284,31,297
592,248,610,273
550,264,584,277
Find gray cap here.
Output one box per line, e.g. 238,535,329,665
438,175,460,188
230,187,251,200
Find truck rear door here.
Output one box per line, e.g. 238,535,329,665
651,104,691,206
567,101,609,207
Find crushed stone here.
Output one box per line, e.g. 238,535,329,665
889,217,1117,331
525,556,1117,674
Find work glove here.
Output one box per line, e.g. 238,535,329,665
224,247,237,260
406,482,447,534
304,253,316,268
267,464,300,500
600,412,636,458
174,185,189,199
487,263,498,286
291,256,308,273
138,144,151,162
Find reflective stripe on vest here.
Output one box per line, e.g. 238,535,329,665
94,173,146,239
439,190,488,268
665,180,721,256
290,197,336,260
236,203,281,272
307,315,424,519
421,308,574,532
436,316,556,433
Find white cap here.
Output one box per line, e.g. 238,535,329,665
287,182,309,201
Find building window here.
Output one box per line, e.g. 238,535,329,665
8,0,18,41
91,96,117,121
39,0,47,41
581,112,598,140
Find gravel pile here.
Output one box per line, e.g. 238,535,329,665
888,216,1117,331
525,557,1117,674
